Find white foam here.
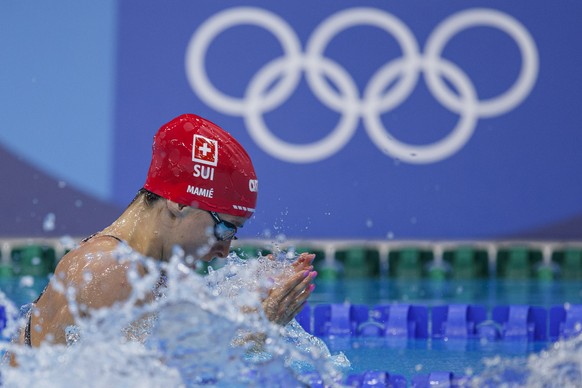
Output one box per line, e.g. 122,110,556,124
0,249,347,387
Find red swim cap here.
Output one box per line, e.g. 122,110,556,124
144,114,258,218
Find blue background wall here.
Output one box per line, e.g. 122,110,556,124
1,1,581,240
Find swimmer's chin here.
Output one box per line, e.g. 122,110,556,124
199,253,219,263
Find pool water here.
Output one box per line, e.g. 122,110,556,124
311,278,582,308
321,334,549,381
0,276,46,309
2,273,579,384
304,278,578,382
1,256,351,387
2,276,580,310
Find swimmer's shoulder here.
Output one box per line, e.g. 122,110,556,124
54,235,131,279
59,234,119,260
57,235,141,308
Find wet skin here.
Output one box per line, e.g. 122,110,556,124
17,197,317,348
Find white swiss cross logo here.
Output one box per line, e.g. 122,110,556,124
192,135,218,166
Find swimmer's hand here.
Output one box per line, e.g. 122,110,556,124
290,252,316,272
266,252,316,273
262,255,317,326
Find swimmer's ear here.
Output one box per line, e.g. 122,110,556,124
166,200,187,218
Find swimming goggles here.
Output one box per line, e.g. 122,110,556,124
207,211,238,241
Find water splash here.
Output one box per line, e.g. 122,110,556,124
467,334,582,387
42,213,56,232
0,249,348,387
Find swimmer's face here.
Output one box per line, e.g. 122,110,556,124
198,211,247,262
174,207,247,264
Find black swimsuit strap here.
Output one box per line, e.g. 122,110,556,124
103,234,123,243
81,233,123,244
24,234,123,347
24,309,32,346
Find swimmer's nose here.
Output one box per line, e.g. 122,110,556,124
214,241,231,258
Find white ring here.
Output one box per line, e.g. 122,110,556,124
364,59,478,163
424,8,538,117
185,6,539,164
185,7,302,115
305,7,421,114
245,56,360,163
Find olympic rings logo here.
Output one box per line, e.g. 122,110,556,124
186,7,538,164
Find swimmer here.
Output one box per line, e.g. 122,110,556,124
15,114,317,349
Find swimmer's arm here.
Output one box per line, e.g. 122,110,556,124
37,254,137,346
11,245,147,355
9,253,129,349
75,254,155,343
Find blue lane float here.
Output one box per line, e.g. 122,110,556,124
549,304,582,341
369,304,428,338
298,303,582,341
4,302,582,386
303,370,407,388
432,304,487,339
346,370,407,388
312,304,370,337
410,371,468,388
491,305,547,341
0,306,5,331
